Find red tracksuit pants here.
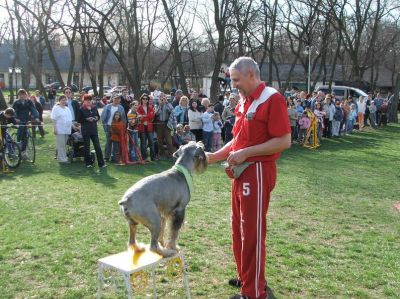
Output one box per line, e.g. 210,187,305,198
231,161,277,299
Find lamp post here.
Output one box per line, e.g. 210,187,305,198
15,67,21,95
8,67,22,102
8,67,14,103
304,46,311,93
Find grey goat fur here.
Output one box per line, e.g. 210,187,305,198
118,141,207,257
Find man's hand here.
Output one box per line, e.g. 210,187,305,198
227,149,247,166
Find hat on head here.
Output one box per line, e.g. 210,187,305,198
111,93,121,100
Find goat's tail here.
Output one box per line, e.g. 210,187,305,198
118,198,129,217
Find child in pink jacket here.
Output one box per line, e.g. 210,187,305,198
298,111,311,144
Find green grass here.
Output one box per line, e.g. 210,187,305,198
1,121,399,298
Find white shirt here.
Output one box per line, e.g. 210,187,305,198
357,100,366,114
202,111,214,132
51,105,72,134
107,105,119,126
188,109,203,130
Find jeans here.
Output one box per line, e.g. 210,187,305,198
139,130,155,160
202,131,213,152
112,141,120,162
346,119,354,133
83,134,105,166
212,133,222,152
332,120,341,136
369,113,377,128
49,98,55,110
17,124,28,151
103,125,112,160
290,126,297,142
128,130,140,161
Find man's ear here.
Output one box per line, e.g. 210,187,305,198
173,145,184,159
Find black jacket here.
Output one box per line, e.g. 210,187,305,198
68,98,80,121
77,107,100,136
12,99,39,122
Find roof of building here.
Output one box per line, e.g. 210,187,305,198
0,43,120,73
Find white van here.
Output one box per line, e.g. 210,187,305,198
315,85,368,101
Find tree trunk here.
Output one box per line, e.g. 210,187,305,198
0,89,7,110
390,73,399,123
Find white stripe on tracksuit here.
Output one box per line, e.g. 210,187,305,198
255,162,263,298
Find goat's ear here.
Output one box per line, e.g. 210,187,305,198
196,141,205,149
194,146,205,160
173,145,184,158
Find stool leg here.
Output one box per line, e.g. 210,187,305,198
179,255,191,299
151,268,157,299
97,266,104,299
124,273,133,299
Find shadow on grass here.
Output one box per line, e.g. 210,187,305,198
283,124,398,161
267,286,277,299
0,163,44,180
56,160,173,187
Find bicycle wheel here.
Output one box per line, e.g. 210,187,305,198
25,134,36,163
4,141,21,168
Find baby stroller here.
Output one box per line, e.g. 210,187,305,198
66,129,95,164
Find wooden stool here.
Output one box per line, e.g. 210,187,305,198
97,245,191,299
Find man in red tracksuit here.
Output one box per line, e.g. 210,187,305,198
207,57,291,299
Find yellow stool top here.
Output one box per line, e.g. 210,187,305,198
98,244,163,273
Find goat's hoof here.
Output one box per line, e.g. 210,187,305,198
161,249,178,258
128,244,145,253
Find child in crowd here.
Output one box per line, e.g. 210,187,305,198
298,111,311,144
182,125,196,144
313,102,326,142
173,124,185,148
127,101,141,161
212,111,223,152
346,104,357,134
295,99,304,114
287,103,298,143
110,112,125,164
332,101,344,137
201,104,214,152
368,100,377,128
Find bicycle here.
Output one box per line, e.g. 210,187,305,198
0,125,22,169
12,121,36,164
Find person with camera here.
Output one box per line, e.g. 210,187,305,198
154,92,175,160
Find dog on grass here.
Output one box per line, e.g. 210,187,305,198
118,141,207,257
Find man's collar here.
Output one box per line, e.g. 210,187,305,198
173,164,193,196
246,82,266,102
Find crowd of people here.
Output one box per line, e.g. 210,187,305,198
285,89,393,145
0,84,395,169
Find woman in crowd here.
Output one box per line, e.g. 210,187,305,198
51,95,72,163
127,100,141,161
188,100,203,141
30,94,45,138
314,102,326,142
77,94,106,168
222,94,237,142
357,95,366,131
173,95,189,125
137,93,156,161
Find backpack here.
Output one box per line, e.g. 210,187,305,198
333,107,343,121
